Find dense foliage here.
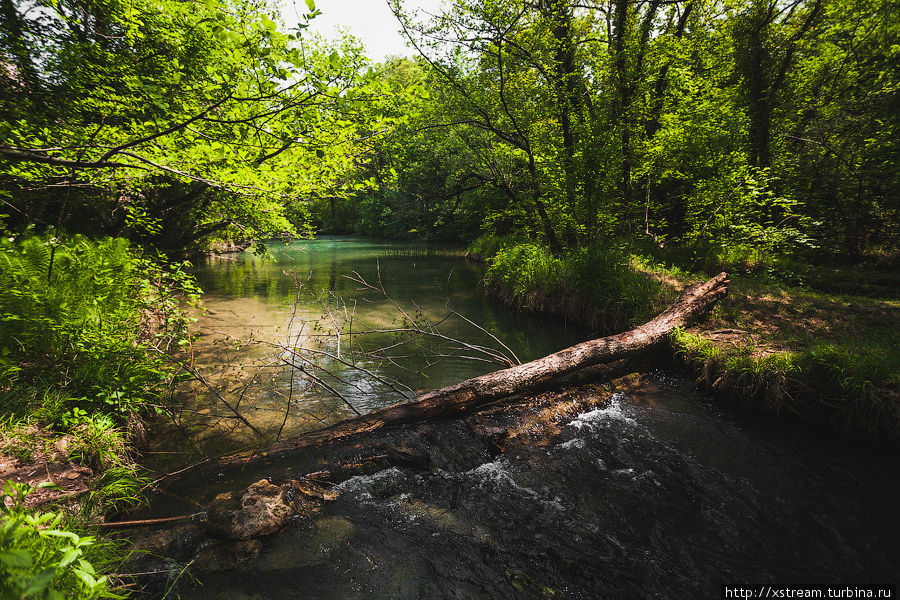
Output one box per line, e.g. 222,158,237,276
0,233,191,598
0,234,197,420
317,0,897,260
0,482,121,599
2,0,896,593
2,0,896,258
0,0,376,251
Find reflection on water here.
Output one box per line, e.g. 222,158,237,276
152,237,588,463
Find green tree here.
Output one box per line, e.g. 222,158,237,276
0,0,366,251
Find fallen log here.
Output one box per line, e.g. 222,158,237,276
215,272,728,467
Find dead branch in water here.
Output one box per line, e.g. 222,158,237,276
212,272,729,467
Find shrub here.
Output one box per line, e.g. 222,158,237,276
467,233,519,260
0,482,125,599
484,242,665,331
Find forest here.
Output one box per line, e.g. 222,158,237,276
0,0,898,597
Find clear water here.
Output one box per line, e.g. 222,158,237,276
155,237,587,459
151,237,900,599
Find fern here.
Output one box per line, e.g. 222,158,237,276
0,234,192,422
19,237,52,284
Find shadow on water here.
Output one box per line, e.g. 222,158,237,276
148,238,899,599
168,374,899,600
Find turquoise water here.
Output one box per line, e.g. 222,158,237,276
159,237,587,456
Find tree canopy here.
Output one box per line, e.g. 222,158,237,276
1,0,375,249
1,0,896,258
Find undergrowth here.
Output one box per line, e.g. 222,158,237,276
0,234,200,422
0,481,126,599
0,232,201,597
475,235,898,439
671,327,899,438
482,242,667,332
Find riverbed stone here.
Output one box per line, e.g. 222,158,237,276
256,516,355,571
287,478,339,504
192,538,262,572
205,479,293,540
131,523,203,562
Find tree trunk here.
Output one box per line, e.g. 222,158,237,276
219,272,729,466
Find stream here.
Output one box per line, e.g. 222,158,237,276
145,237,899,599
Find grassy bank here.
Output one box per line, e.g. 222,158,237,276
475,237,899,440
0,233,199,597
476,239,675,333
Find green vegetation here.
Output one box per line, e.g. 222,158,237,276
2,0,896,256
0,482,123,599
0,235,195,596
483,241,667,332
1,0,898,592
310,0,897,259
669,272,898,438
474,233,898,436
0,234,198,420
0,0,374,252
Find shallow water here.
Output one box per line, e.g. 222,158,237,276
151,237,587,461
153,238,899,599
173,377,899,599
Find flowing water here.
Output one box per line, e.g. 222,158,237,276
151,237,899,599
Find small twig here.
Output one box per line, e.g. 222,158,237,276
280,343,414,399
97,512,205,529
450,310,520,365
160,353,270,442
147,457,211,488
286,362,362,416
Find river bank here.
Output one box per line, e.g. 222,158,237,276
476,241,899,441
0,234,200,597
4,234,895,598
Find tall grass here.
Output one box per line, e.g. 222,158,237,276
671,328,899,437
483,242,665,332
467,233,519,260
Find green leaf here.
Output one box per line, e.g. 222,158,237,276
23,569,56,595
74,568,97,588
305,0,315,11
0,548,33,568
41,529,79,541
261,15,276,31
77,558,95,575
59,547,80,568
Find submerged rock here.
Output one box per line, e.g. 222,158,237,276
192,538,263,572
206,479,293,540
131,523,203,562
286,478,339,510
256,516,355,571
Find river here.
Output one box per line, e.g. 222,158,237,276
147,237,899,599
